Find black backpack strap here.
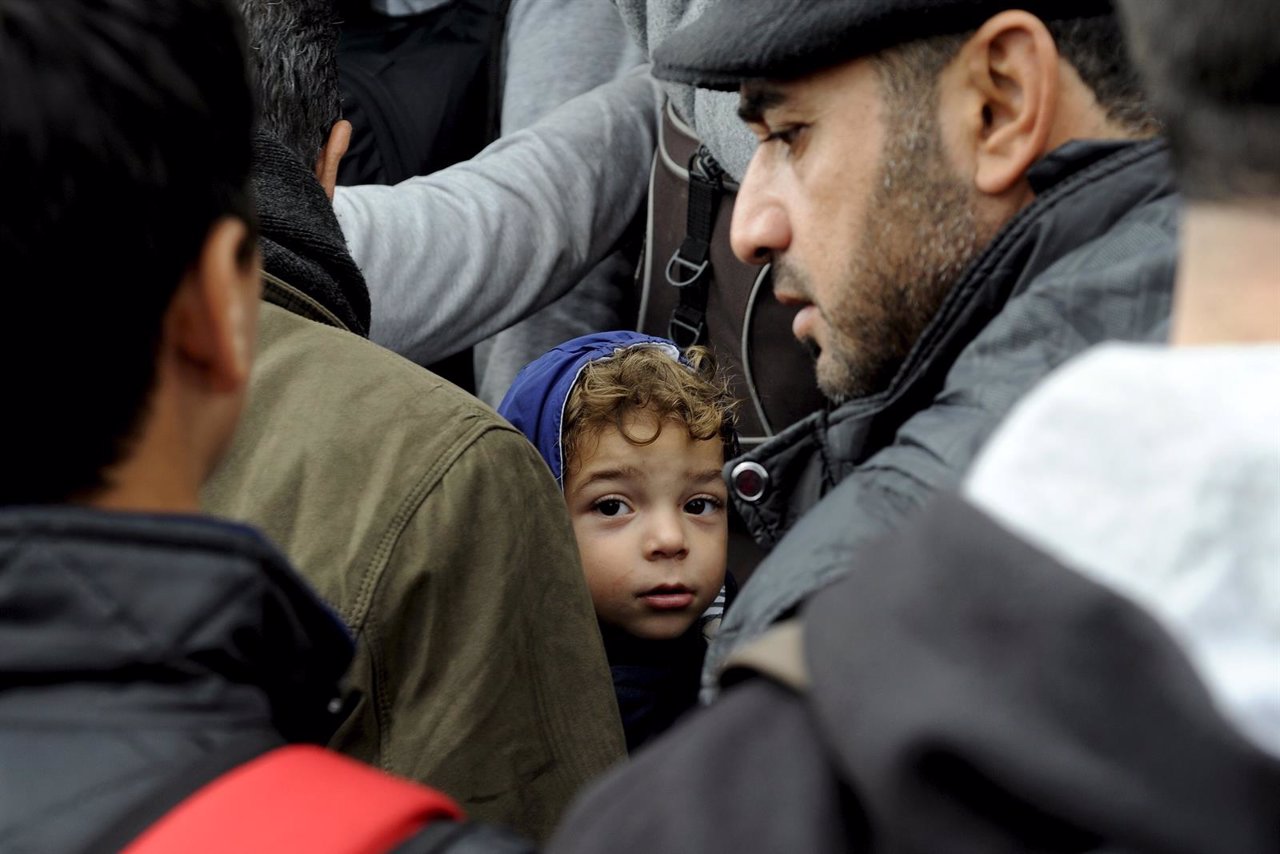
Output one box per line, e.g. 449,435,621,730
78,734,278,854
665,145,727,349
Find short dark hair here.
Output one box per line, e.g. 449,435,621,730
1119,0,1280,202
875,13,1157,137
238,0,342,168
1,0,256,504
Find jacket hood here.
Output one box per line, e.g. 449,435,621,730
613,0,758,179
498,331,684,483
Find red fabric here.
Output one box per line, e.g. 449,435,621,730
123,745,463,853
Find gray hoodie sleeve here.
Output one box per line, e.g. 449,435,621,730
471,0,647,406
333,69,662,367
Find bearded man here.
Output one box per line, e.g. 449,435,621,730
548,3,1280,851
620,0,1178,688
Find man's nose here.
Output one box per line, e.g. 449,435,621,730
644,509,688,560
730,153,791,265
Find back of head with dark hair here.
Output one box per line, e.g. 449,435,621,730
237,0,342,168
0,0,256,504
1119,0,1280,202
1044,15,1156,136
876,12,1157,137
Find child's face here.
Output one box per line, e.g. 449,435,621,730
564,411,728,640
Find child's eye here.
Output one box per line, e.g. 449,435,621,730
593,498,631,517
684,496,723,516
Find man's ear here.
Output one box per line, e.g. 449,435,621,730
950,11,1060,197
314,119,352,200
167,217,261,394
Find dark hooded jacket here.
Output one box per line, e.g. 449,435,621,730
707,139,1179,690
0,508,354,854
550,495,1280,854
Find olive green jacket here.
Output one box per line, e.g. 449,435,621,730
203,273,625,840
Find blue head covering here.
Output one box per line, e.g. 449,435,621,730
498,331,687,484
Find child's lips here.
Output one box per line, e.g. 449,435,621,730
639,585,695,610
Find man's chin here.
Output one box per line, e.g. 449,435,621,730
815,360,849,404
803,334,882,403
817,380,851,405
815,350,876,404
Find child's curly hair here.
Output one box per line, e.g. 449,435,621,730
562,345,737,476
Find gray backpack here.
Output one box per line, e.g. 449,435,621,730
637,102,826,448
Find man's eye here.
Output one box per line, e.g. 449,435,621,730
765,125,806,147
594,498,628,517
684,497,723,516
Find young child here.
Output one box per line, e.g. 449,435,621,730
499,331,738,751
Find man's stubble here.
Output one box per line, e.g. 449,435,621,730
779,95,996,403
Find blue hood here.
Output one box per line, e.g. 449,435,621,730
497,332,684,484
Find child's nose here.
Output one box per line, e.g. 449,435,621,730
644,511,688,560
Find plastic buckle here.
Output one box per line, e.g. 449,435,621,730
665,238,710,288
665,252,709,288
668,309,705,349
690,145,726,186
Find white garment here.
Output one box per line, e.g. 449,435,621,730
965,343,1280,757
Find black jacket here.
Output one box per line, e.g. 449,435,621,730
551,496,1280,854
710,139,1180,686
603,623,706,753
0,508,354,853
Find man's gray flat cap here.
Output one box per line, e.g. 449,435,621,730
652,0,1114,90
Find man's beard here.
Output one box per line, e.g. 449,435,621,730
781,104,993,403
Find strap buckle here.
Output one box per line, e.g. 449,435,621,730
690,146,727,185
665,238,710,288
668,304,706,348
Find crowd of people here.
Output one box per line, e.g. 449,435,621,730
0,0,1276,851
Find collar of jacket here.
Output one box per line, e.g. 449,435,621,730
727,138,1175,547
252,132,372,337
263,270,352,331
0,506,355,744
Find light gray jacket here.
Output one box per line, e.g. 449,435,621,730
334,65,662,368
473,0,647,405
